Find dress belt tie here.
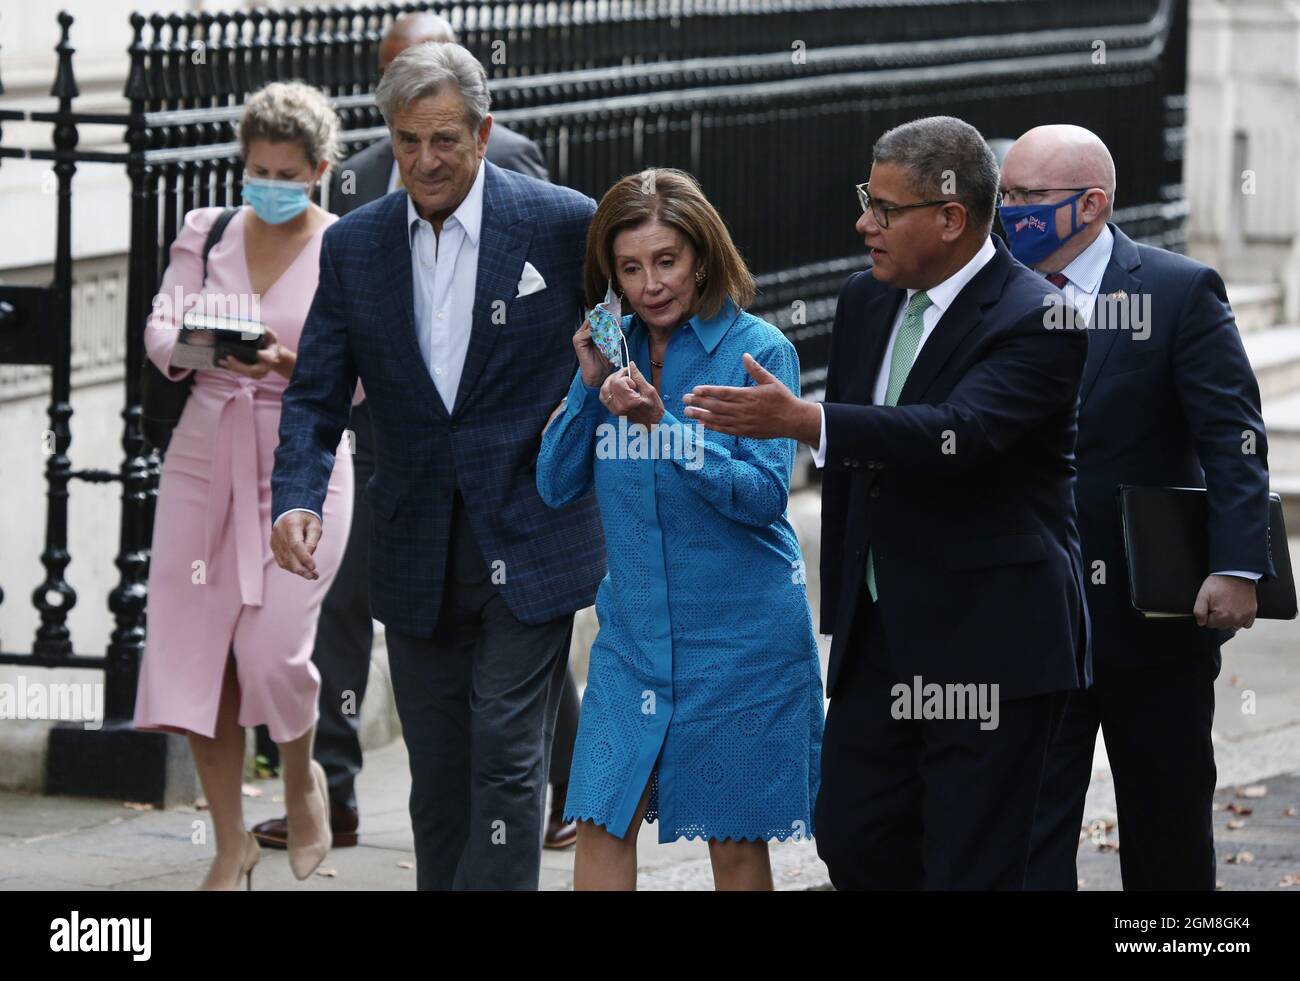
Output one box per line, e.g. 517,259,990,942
204,382,269,608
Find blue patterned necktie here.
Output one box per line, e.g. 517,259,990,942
866,289,932,601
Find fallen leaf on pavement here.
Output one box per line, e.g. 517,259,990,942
1225,851,1254,864
1236,785,1267,799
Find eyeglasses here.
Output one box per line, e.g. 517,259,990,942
855,182,952,229
996,187,1090,208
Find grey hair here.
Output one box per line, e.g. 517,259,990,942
872,116,999,233
375,42,490,133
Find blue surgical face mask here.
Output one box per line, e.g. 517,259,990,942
241,173,312,224
998,189,1089,267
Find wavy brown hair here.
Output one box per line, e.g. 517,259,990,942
584,168,756,319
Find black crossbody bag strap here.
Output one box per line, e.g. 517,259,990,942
141,206,240,454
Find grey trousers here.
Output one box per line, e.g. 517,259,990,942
384,496,575,890
308,401,581,815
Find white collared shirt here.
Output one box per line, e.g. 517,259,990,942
407,160,484,413
1052,223,1113,325
811,236,997,467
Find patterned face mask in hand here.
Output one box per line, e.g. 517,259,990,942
588,281,628,370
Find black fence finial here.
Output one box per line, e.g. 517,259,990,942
51,10,79,103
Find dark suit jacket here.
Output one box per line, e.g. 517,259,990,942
272,161,606,632
819,236,1091,701
1076,224,1274,673
328,124,548,217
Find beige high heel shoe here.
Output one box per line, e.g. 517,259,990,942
288,759,332,880
198,830,261,891
240,830,262,890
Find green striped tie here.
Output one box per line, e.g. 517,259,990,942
866,290,932,601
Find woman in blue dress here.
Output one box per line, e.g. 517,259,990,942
537,168,824,890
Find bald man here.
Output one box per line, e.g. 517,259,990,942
999,125,1274,890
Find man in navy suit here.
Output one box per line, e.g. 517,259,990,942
683,115,1091,889
253,9,579,855
1001,125,1274,891
270,42,604,890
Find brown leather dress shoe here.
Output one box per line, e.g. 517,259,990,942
544,785,577,849
544,816,578,849
252,801,359,849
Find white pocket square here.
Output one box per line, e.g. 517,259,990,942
516,261,547,298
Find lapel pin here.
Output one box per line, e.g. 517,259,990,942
1108,289,1127,301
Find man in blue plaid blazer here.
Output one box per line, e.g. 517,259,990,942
270,42,605,889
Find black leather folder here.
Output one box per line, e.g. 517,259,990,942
1118,485,1297,620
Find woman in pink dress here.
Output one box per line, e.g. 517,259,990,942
134,81,353,890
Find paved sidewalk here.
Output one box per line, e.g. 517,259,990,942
3,698,1295,889
0,735,828,891
2,539,1296,891
1076,611,1300,891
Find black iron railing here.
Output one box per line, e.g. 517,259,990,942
0,1,1188,739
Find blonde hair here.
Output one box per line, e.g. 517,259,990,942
585,168,756,319
238,81,341,170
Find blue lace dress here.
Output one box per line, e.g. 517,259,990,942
537,299,824,843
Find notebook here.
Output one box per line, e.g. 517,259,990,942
1118,485,1297,620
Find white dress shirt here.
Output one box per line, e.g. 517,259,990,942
1053,222,1113,325
272,163,485,529
407,160,484,413
811,236,997,467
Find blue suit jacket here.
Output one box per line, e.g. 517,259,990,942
1076,224,1274,672
272,161,606,633
819,236,1092,701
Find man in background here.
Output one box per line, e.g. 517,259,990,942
1001,124,1273,891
